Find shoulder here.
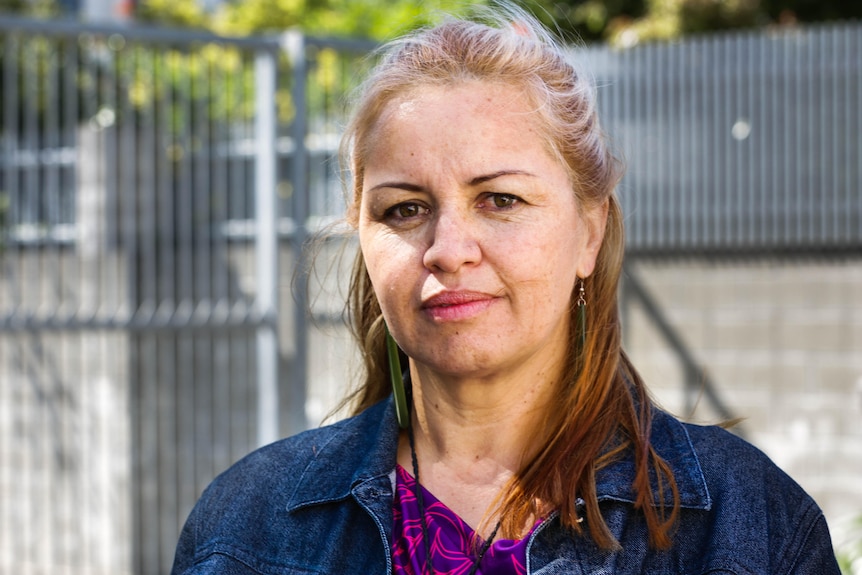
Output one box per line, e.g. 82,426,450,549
649,410,810,504
171,399,399,574
199,398,397,511
662,415,819,518
680,420,809,504
592,412,839,574
671,418,839,573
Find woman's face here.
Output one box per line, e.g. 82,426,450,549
358,81,606,381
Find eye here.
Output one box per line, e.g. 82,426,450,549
483,193,520,210
384,202,428,221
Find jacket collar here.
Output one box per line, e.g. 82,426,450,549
286,398,711,512
286,399,400,512
595,408,712,510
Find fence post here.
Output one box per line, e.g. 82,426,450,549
255,48,280,447
284,29,310,437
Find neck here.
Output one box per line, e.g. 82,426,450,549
396,361,560,533
410,361,557,468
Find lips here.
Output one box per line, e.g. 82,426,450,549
421,290,497,321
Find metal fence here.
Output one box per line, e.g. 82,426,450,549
582,23,862,258
584,23,861,418
0,16,374,575
1,14,860,575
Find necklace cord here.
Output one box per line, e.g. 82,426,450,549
407,422,433,575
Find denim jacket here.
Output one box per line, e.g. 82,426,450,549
172,398,840,574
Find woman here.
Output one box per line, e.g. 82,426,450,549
172,7,840,574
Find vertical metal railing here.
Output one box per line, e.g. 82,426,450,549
0,18,293,575
284,29,310,440
582,23,862,256
254,48,280,447
0,16,378,574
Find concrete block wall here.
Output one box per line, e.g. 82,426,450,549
623,260,862,547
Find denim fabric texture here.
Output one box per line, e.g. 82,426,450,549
171,398,840,575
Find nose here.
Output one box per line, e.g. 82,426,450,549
422,209,482,273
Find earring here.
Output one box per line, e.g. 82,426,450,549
385,325,410,429
575,278,587,370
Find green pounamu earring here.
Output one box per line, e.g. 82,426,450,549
385,325,410,429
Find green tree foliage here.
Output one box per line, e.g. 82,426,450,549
136,0,209,29
133,0,480,130
522,0,860,46
137,0,477,40
520,0,645,43
0,0,59,17
761,0,862,23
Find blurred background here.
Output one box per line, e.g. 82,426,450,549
0,0,860,573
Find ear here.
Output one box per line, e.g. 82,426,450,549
576,198,609,279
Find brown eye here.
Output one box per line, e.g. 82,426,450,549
490,194,518,209
396,204,422,218
383,202,428,223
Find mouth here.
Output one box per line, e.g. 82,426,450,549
421,290,497,321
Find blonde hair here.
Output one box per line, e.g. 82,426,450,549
339,5,678,550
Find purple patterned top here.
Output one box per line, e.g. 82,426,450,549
392,465,532,575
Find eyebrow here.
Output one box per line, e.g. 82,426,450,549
367,181,426,193
367,170,535,193
469,169,535,186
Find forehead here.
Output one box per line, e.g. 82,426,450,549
364,81,557,170
377,80,537,133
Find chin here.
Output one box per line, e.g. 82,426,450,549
413,350,505,380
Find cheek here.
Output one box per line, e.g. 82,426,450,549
359,230,418,312
511,227,581,302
